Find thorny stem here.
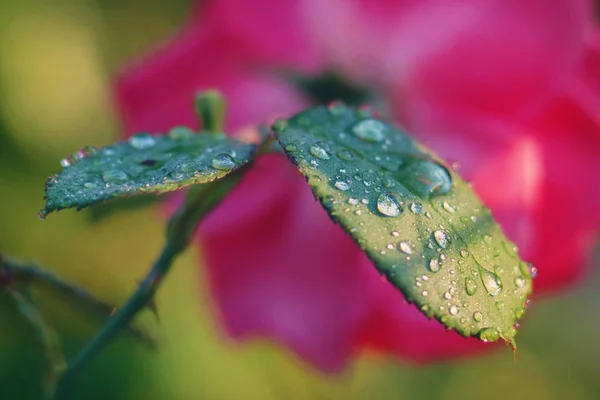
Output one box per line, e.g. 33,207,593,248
0,258,155,345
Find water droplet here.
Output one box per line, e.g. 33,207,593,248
334,176,351,191
376,193,402,217
515,307,525,319
503,241,519,258
444,292,452,300
514,276,526,288
348,198,359,205
391,231,400,237
409,202,422,215
309,141,331,160
433,230,449,248
351,118,387,143
460,249,469,258
479,327,500,342
129,133,156,149
83,182,98,189
37,210,47,220
60,157,73,167
495,301,505,310
465,277,478,296
382,177,395,188
168,126,194,140
102,169,128,183
482,234,493,244
337,150,353,161
396,160,452,199
181,162,197,172
442,201,456,213
399,241,413,254
169,171,184,180
449,305,459,315
480,269,503,297
421,290,429,297
361,198,369,204
424,211,432,219
272,119,288,133
473,311,483,322
212,154,236,171
284,144,298,152
428,258,441,273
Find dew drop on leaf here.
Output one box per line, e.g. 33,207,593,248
480,268,503,297
428,258,441,273
336,150,353,161
433,230,449,248
479,327,500,342
449,305,459,316
285,144,298,152
310,141,332,160
351,118,387,143
102,169,128,184
84,182,98,189
168,126,194,140
334,176,351,191
129,133,156,150
465,277,478,296
399,241,413,254
409,202,422,214
376,193,402,217
396,160,452,199
473,311,483,322
212,154,236,171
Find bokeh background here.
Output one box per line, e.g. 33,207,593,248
1,1,599,399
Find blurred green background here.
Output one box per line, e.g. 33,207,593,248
1,1,599,399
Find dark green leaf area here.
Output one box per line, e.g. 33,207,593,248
42,128,255,216
274,104,533,345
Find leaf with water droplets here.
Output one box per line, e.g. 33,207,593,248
273,104,533,347
41,128,255,216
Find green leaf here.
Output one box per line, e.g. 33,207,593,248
41,128,255,217
273,104,533,346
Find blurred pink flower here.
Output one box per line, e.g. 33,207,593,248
115,0,600,371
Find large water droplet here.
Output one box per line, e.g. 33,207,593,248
351,118,387,143
449,305,459,316
409,202,422,215
376,193,402,217
102,169,128,183
310,141,332,159
129,133,156,149
399,241,413,254
212,154,236,171
396,160,452,199
334,176,352,191
442,201,456,213
433,230,449,248
428,258,441,273
479,327,500,342
337,150,353,161
168,126,194,140
480,268,503,297
465,277,478,296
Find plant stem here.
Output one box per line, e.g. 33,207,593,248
0,259,155,345
54,168,246,395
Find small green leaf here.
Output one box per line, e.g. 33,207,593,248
41,128,255,217
273,104,533,345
